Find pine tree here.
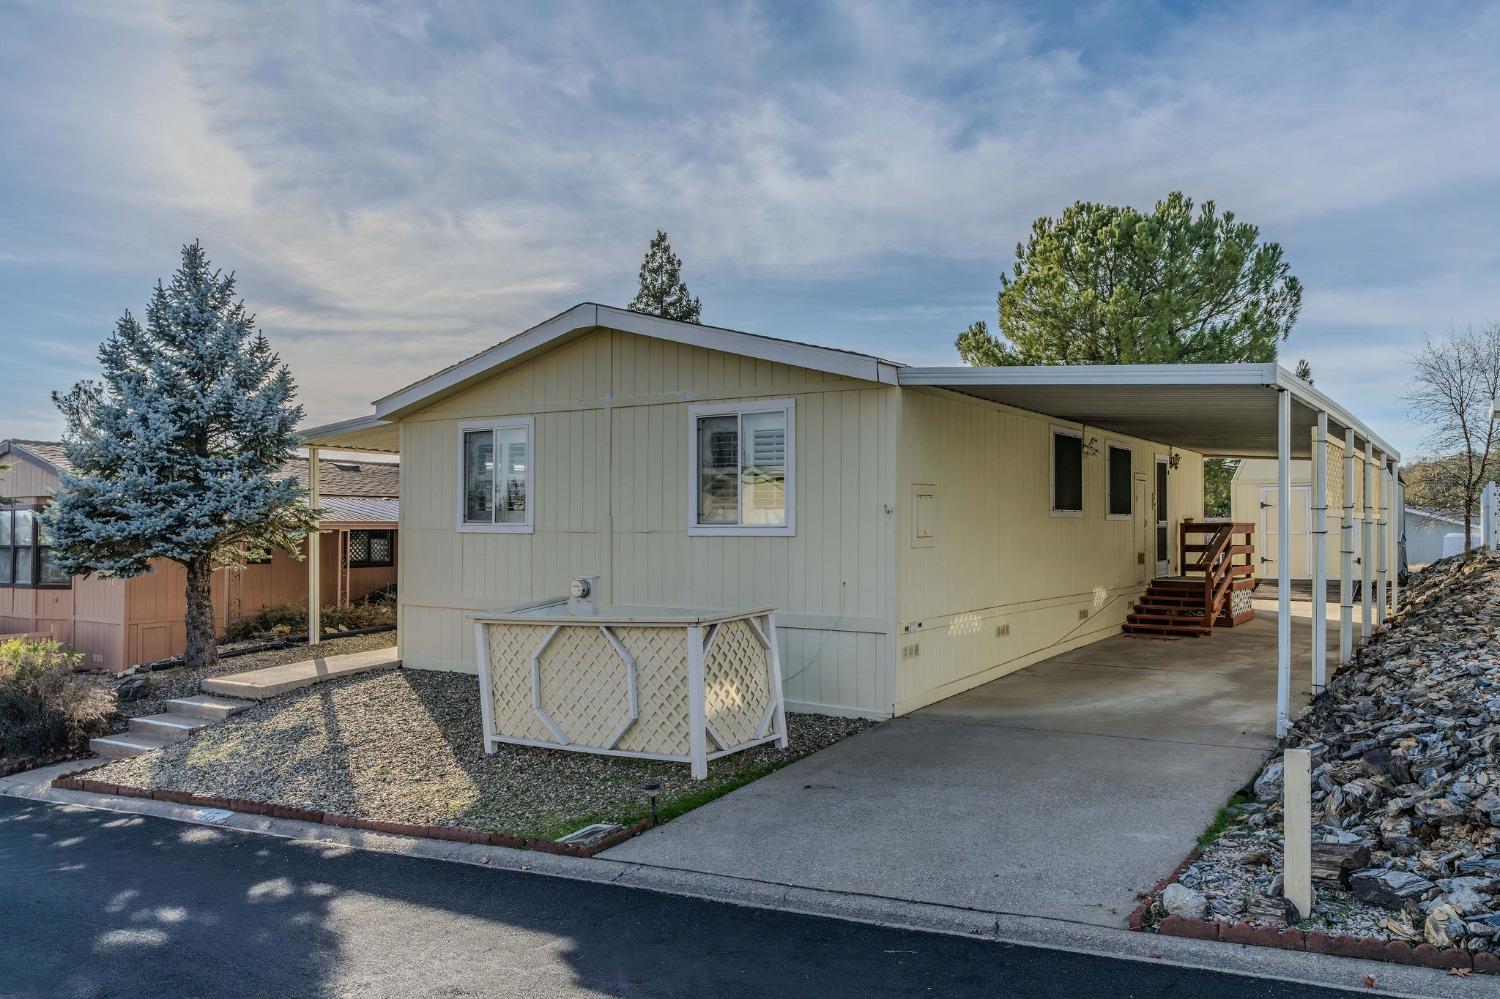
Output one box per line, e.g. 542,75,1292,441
628,230,702,322
46,242,318,670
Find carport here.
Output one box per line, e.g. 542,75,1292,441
898,362,1401,737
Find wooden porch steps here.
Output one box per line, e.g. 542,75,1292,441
1123,521,1257,639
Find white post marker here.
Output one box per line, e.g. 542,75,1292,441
1340,428,1355,667
1312,412,1328,694
1276,389,1292,739
307,446,321,648
1283,747,1313,920
1361,442,1374,643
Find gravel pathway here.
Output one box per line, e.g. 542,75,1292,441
88,669,871,839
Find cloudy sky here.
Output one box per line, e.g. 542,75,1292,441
3,0,1498,459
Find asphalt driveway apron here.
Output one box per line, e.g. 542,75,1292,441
601,610,1306,927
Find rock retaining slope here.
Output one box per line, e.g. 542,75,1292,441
1152,549,1500,965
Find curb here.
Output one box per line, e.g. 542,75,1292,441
51,765,651,859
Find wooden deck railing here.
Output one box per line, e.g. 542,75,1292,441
1179,521,1256,631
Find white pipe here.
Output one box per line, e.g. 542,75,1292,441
1362,442,1373,642
308,446,321,647
1391,478,1402,615
1340,428,1355,666
1276,389,1292,739
1312,411,1328,694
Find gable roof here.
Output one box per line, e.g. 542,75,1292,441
1405,507,1465,527
373,302,903,420
0,441,398,498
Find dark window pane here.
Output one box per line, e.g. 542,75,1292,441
1053,433,1084,513
697,415,739,525
14,546,33,586
463,430,495,523
368,532,392,565
349,531,371,564
0,548,11,585
38,548,70,586
0,511,12,547
1108,446,1132,517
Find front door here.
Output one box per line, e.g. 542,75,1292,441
1134,471,1150,584
1154,456,1170,576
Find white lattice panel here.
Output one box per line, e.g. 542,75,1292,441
612,626,691,755
487,624,558,744
536,626,634,748
703,618,773,747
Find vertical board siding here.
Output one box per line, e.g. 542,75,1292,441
892,387,1206,713
397,328,892,715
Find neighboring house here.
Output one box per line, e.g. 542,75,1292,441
1404,506,1465,566
1231,456,1388,580
0,440,398,669
303,303,1395,721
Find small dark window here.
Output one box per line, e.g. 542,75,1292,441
1108,445,1133,518
0,507,70,588
1052,431,1084,514
349,530,393,568
0,512,12,585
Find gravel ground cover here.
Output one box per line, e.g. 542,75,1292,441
103,631,396,728
1154,551,1500,954
87,668,871,840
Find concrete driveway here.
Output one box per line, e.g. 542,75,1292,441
603,605,1327,927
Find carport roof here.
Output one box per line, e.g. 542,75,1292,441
897,362,1398,461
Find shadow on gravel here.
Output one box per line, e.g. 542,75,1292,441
0,797,1364,999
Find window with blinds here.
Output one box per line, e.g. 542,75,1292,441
689,400,795,535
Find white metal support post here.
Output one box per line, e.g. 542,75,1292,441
686,625,709,780
307,446,321,647
1376,458,1389,627
1276,389,1292,739
1391,476,1402,615
1311,412,1328,694
1361,442,1374,643
1339,428,1355,666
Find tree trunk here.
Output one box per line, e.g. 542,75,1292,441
183,555,218,671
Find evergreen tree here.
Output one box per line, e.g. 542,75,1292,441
629,230,702,322
47,242,317,670
957,193,1302,366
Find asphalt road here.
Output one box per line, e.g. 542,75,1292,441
0,797,1363,999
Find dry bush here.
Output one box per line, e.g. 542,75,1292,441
0,639,115,760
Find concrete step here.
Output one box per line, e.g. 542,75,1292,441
90,732,172,759
203,648,398,700
128,712,213,741
165,693,255,721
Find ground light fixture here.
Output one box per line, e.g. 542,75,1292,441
641,779,662,824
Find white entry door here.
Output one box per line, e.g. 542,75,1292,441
1154,456,1170,576
1259,485,1312,578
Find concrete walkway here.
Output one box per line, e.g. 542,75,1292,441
604,605,1339,928
202,647,399,700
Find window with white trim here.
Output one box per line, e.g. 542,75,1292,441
689,400,795,535
1107,443,1133,519
1051,427,1083,516
458,418,534,532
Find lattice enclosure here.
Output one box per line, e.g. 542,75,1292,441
478,612,785,776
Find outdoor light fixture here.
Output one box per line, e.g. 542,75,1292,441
641,779,661,824
1168,451,1182,470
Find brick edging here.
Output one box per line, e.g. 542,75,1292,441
50,766,651,859
1131,844,1489,974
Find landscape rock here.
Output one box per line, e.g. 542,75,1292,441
115,675,151,703
1160,883,1208,920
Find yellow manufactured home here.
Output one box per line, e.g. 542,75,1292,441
306,304,1222,719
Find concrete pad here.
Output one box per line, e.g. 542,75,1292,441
202,648,399,700
604,608,1320,928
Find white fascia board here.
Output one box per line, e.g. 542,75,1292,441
374,303,899,419
298,413,392,442
896,362,1277,388
1274,366,1399,462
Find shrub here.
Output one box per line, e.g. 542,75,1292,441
221,593,396,644
0,639,115,760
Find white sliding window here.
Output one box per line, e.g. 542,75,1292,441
689,399,795,536
458,417,534,533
